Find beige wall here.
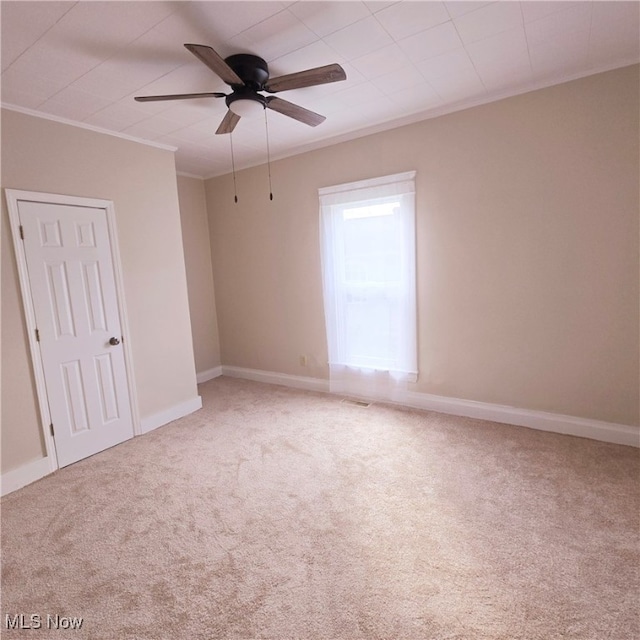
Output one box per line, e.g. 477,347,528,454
1,109,199,473
176,175,221,374
205,65,639,426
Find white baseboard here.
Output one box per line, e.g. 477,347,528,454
399,390,639,448
139,395,203,434
1,456,52,497
219,366,639,447
222,365,330,393
196,366,223,384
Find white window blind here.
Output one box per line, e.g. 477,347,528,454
319,171,417,400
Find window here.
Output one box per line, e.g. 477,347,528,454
319,172,417,398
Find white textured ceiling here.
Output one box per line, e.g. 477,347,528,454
2,1,638,178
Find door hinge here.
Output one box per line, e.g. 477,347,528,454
19,225,24,240
50,423,54,436
35,328,40,342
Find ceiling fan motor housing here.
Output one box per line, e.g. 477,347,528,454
224,53,269,90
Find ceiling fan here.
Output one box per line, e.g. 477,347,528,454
135,44,347,134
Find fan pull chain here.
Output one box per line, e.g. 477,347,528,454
230,132,238,204
264,108,273,201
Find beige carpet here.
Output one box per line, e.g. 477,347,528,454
1,377,638,639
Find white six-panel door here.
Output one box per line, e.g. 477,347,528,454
17,199,134,467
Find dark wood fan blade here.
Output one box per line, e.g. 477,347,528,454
134,92,226,102
185,44,243,86
215,110,241,135
265,63,346,93
266,97,325,127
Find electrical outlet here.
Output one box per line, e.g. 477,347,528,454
299,355,307,367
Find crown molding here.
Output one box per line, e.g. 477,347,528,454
3,57,635,180
202,58,639,180
176,171,205,180
1,103,178,152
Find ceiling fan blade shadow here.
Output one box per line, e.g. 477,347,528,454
265,64,346,93
266,97,326,127
185,44,243,86
48,34,187,66
216,110,241,135
134,92,226,102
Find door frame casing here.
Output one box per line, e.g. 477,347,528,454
5,189,141,472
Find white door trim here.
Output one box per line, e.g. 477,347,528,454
5,189,141,471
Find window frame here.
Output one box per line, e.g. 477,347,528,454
319,171,418,378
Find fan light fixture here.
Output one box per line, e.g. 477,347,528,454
228,97,265,117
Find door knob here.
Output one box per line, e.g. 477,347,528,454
109,337,120,346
